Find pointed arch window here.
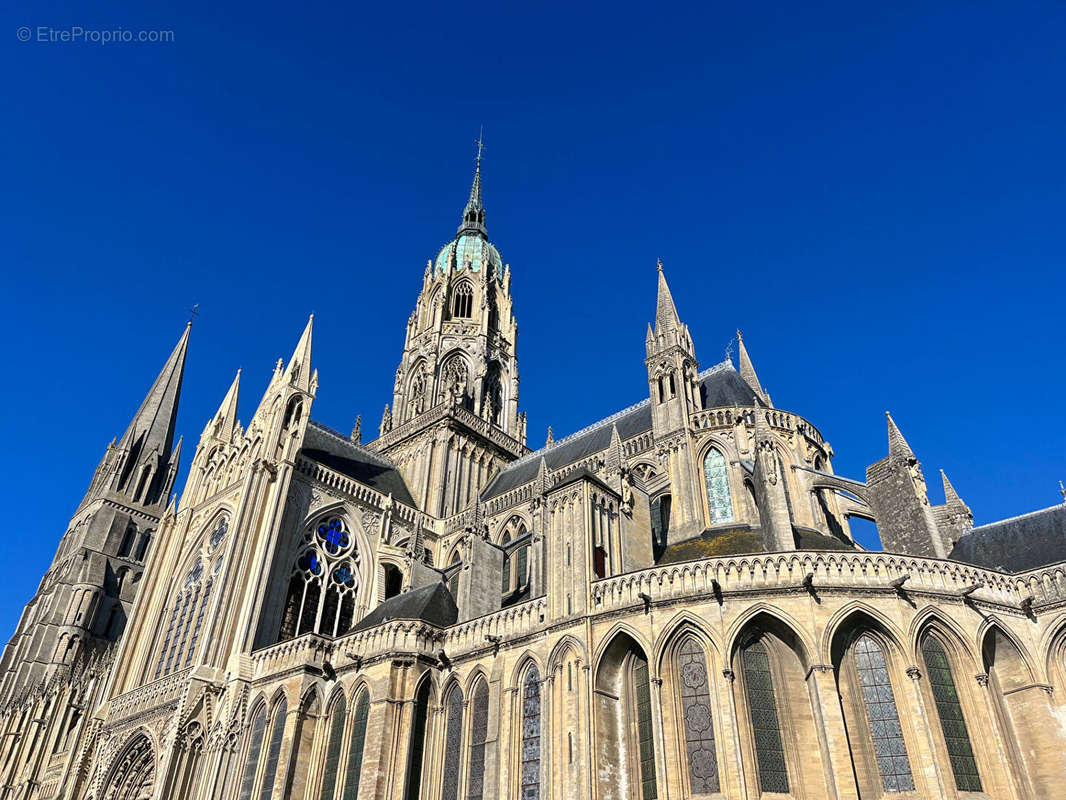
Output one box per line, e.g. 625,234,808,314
320,695,347,800
452,282,474,318
632,653,658,800
741,638,789,793
404,681,432,800
853,636,914,792
279,516,361,642
156,559,210,677
467,678,489,800
520,664,542,800
259,699,288,800
238,706,268,800
703,449,734,525
677,638,719,793
921,635,982,792
342,689,370,800
441,684,464,800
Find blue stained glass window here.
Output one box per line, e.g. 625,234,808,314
210,518,228,549
318,518,350,554
333,565,354,586
703,449,734,525
298,550,321,575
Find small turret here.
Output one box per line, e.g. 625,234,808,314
932,469,974,549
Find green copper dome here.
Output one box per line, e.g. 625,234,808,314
434,234,503,277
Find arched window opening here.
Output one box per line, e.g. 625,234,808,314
482,364,503,426
441,355,471,410
777,453,794,522
282,398,303,431
118,525,136,558
921,635,982,792
657,377,665,403
319,696,347,800
384,564,403,600
452,282,474,318
520,664,542,800
741,638,789,794
238,707,268,800
135,531,151,561
703,449,734,525
467,678,490,800
404,680,432,800
447,550,461,600
441,684,464,800
259,698,288,800
633,653,657,799
651,494,671,560
342,689,370,800
677,638,719,793
668,372,676,397
105,735,155,800
279,516,361,642
852,636,914,792
500,532,511,595
407,364,427,420
155,560,206,678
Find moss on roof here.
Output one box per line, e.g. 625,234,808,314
656,526,856,565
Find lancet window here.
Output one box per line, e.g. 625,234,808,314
742,638,789,793
320,695,347,800
467,678,489,800
677,637,719,793
520,664,542,800
155,555,219,678
452,282,474,318
853,636,914,792
921,635,982,792
279,515,361,641
441,684,464,800
343,689,370,800
703,448,734,525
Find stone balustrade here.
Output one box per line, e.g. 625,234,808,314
689,406,826,447
250,633,333,679
443,597,548,656
295,457,420,525
590,551,1055,612
106,666,193,722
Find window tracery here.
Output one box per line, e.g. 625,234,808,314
742,638,789,793
632,653,658,800
342,689,370,800
155,555,218,678
677,638,719,793
259,699,287,800
238,707,267,800
921,635,982,792
279,515,361,641
441,684,464,800
520,664,542,800
853,636,914,792
467,678,489,800
452,282,474,318
320,695,347,800
703,448,734,525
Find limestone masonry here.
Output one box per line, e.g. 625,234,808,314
3,153,1066,800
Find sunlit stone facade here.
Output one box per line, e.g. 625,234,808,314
3,154,1066,800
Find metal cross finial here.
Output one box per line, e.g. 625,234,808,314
656,258,663,272
1060,480,1065,502
187,303,200,324
475,126,484,167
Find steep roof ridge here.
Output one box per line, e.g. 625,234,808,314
502,358,735,472
970,502,1066,532
307,419,397,468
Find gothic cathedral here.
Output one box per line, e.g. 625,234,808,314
3,153,1066,800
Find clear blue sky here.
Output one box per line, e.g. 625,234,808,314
3,1,1064,632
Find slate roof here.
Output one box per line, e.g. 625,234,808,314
482,360,760,501
302,421,417,507
949,504,1066,572
352,581,458,632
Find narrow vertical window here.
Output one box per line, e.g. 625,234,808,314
467,679,489,800
185,577,213,667
678,638,719,793
404,681,432,800
155,603,180,678
342,689,370,800
441,685,464,800
320,696,347,800
921,636,982,792
703,449,735,524
259,699,288,800
516,545,529,588
238,707,267,800
521,665,542,800
742,639,789,793
853,636,914,792
632,654,658,800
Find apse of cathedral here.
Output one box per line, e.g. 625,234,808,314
3,152,1066,800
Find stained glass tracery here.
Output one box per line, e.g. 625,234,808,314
280,515,361,641
441,685,464,800
467,679,489,800
677,638,719,793
703,449,734,524
853,636,914,792
320,696,347,800
632,654,658,800
342,689,370,800
742,638,789,793
921,635,982,792
520,665,541,800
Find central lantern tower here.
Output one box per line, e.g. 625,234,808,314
369,144,528,516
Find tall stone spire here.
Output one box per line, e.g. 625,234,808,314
205,369,241,443
284,315,315,393
117,322,190,460
458,132,487,236
736,330,766,402
654,259,681,333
